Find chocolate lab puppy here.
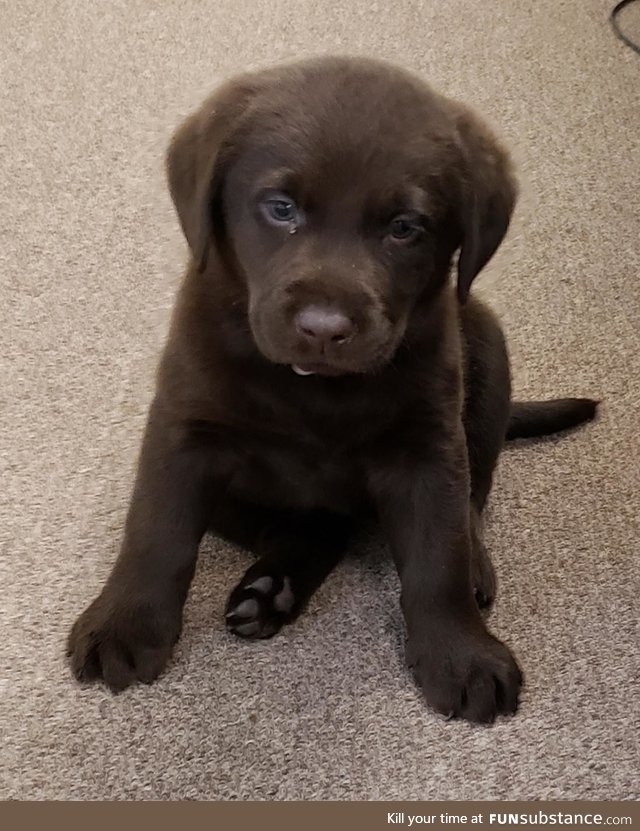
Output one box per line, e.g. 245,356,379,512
68,56,597,722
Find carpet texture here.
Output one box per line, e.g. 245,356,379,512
1,0,639,801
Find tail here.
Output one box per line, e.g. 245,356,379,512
506,398,599,440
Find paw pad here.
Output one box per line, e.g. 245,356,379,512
226,572,296,639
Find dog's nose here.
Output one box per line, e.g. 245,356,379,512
294,305,355,346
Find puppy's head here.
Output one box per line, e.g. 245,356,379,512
167,57,516,376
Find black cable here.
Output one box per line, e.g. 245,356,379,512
610,0,640,54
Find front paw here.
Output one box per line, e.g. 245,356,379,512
67,589,181,692
408,624,522,723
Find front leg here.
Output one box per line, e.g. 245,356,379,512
223,506,353,638
67,401,218,692
367,429,521,723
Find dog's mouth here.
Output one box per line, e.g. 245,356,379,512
290,353,390,376
291,362,348,377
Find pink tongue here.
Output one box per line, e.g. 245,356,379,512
292,365,315,376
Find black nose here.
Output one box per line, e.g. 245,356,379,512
294,305,355,346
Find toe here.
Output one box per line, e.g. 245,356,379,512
228,598,260,619
99,640,136,693
461,671,498,723
133,646,172,685
230,619,263,638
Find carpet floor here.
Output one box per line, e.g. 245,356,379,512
1,0,638,801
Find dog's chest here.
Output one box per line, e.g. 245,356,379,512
227,431,366,513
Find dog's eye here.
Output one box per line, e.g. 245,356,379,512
268,200,297,222
262,195,299,225
388,216,422,242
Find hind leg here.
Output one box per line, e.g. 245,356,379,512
471,505,496,609
461,298,512,609
210,498,353,638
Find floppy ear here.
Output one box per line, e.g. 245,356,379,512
166,77,256,272
454,108,518,303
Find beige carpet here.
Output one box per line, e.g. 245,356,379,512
1,0,639,801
